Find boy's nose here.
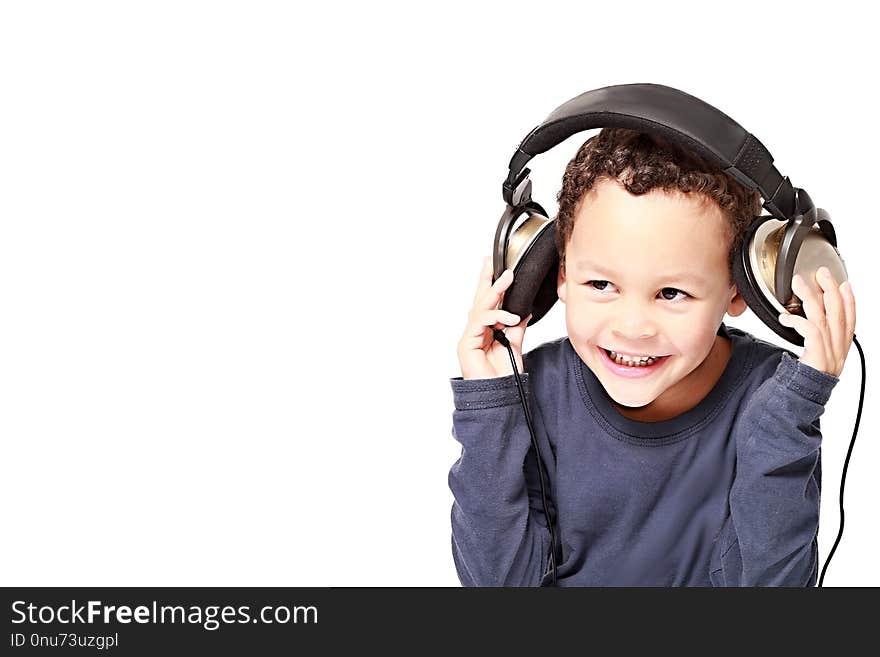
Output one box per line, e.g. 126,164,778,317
610,296,658,342
612,329,655,343
612,320,656,342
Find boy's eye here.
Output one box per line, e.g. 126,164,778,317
585,280,690,302
659,287,689,302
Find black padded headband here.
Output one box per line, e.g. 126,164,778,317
502,83,798,220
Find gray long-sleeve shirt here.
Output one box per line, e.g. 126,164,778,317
448,322,839,587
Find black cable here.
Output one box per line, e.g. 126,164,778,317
493,328,558,586
818,333,865,587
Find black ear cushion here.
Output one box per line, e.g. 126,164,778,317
732,219,804,347
500,222,560,325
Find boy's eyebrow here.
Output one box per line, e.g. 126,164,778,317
574,260,708,286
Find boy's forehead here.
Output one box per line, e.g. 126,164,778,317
569,185,731,283
569,216,725,256
572,183,729,252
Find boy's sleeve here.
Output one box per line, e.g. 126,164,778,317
447,372,553,587
721,351,839,587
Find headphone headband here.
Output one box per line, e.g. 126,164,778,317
502,83,797,220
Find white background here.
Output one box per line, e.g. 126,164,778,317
1,1,876,586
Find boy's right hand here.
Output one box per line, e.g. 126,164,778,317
457,256,532,380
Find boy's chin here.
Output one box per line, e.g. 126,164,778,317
598,377,662,408
606,390,655,409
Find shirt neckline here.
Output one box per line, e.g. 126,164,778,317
570,322,757,444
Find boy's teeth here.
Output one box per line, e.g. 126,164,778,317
608,350,659,365
610,350,652,360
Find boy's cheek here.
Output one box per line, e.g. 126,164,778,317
564,314,598,348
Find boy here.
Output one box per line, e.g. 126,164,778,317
449,128,856,586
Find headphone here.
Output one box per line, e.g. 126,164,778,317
489,83,865,587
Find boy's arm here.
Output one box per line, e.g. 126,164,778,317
448,372,553,587
723,351,839,587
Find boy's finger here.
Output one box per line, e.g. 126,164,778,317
505,313,532,347
480,308,520,328
841,280,856,340
481,268,514,310
792,273,826,331
816,267,845,365
779,311,827,370
463,308,520,340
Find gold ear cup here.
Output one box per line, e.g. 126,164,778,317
505,212,554,270
748,219,848,314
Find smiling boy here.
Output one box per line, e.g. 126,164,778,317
558,175,743,423
449,128,856,586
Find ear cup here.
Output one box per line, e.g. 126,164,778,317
732,220,803,346
504,222,559,325
493,206,559,325
734,214,847,347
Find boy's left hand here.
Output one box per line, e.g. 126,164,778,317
777,266,856,377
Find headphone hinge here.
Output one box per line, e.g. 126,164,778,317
502,167,532,206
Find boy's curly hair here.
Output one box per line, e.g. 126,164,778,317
554,127,763,284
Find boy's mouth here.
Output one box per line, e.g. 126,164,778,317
601,347,668,364
598,346,671,375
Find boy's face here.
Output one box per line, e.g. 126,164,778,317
557,176,747,410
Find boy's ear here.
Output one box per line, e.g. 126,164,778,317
726,285,747,317
557,263,567,303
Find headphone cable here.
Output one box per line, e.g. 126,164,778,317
493,328,558,586
818,333,865,587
